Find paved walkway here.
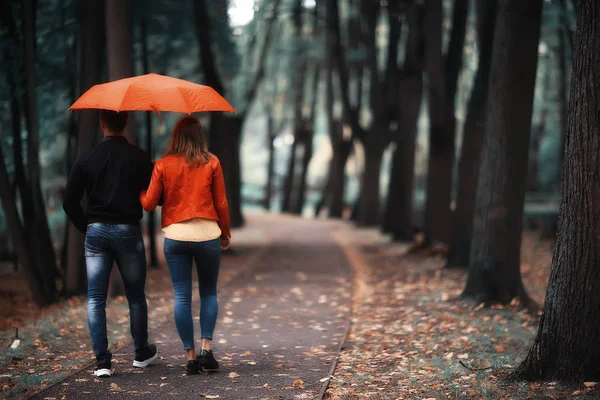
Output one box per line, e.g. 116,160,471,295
32,214,353,400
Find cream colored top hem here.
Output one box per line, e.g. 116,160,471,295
163,218,221,242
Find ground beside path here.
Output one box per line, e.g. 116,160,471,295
327,228,599,399
31,214,353,400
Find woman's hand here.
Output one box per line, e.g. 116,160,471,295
221,238,231,251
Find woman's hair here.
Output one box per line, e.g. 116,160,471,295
164,116,211,166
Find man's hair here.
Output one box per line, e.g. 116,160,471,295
100,110,128,133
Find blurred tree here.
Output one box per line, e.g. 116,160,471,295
281,0,322,215
64,0,106,296
106,0,135,296
461,0,542,305
106,0,136,144
193,0,280,227
446,0,497,268
423,0,468,245
513,0,600,381
22,0,59,302
323,0,354,219
382,2,426,240
557,0,570,174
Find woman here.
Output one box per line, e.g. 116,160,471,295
140,116,231,375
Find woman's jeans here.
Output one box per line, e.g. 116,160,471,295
85,223,149,364
164,237,221,351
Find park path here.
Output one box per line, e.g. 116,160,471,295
32,214,353,400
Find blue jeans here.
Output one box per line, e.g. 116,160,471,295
164,238,220,350
85,223,149,363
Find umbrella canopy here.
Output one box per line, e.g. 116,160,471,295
69,73,235,114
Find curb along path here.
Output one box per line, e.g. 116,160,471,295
32,215,353,400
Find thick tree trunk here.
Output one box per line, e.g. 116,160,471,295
446,0,497,268
65,0,105,297
0,145,49,307
423,0,452,245
461,0,542,305
357,140,385,226
385,81,423,240
513,1,600,381
22,0,58,303
329,137,351,218
220,116,245,227
105,0,135,144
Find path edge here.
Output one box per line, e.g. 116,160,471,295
316,227,363,399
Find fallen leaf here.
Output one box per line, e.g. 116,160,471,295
204,396,220,399
110,383,121,391
229,372,240,378
293,379,305,389
584,382,598,388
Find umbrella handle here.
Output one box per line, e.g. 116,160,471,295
156,109,163,133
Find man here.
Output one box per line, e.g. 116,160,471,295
63,110,158,377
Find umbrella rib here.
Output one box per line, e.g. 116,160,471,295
117,81,139,111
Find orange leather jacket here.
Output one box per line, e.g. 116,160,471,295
140,155,231,239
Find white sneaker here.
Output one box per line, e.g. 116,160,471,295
133,344,158,368
94,362,112,377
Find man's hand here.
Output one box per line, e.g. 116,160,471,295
221,238,231,251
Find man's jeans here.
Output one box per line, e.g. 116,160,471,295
164,238,220,350
85,223,149,363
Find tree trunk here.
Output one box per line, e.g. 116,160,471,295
513,0,600,381
357,140,385,226
0,145,49,307
423,0,452,245
105,0,135,144
384,79,423,240
22,0,58,303
461,0,542,305
65,0,105,297
446,0,497,268
141,19,158,268
294,127,313,215
282,59,308,213
220,116,245,228
264,114,276,211
382,2,425,239
328,136,351,218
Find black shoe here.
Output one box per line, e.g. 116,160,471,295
186,358,200,375
133,344,158,368
94,361,112,377
198,349,219,371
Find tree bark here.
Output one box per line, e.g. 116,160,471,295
264,114,276,211
461,0,542,305
329,136,352,218
423,0,453,245
65,0,105,296
514,0,600,381
282,59,307,213
22,0,58,303
357,139,386,226
106,0,136,144
446,0,497,268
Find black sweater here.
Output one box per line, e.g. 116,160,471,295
63,135,154,233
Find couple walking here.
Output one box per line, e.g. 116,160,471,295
63,110,231,377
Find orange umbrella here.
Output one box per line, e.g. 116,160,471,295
69,73,235,114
